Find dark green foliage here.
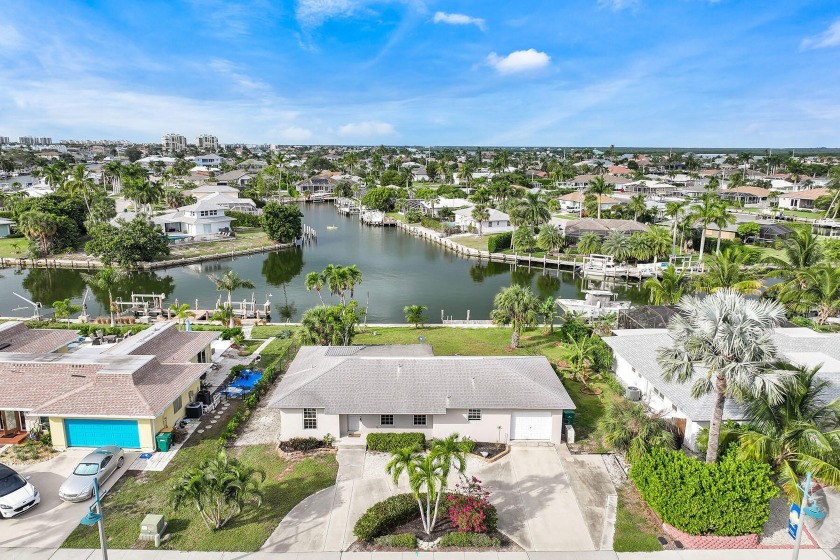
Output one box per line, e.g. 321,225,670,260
558,317,593,342
261,202,304,243
629,448,778,536
737,222,761,239
374,533,417,548
420,216,442,230
14,193,88,233
487,231,512,253
51,215,81,252
353,493,421,542
439,532,500,548
404,209,423,223
366,432,426,453
227,211,262,228
286,437,325,451
220,326,243,340
361,187,398,211
379,169,403,188
85,217,170,268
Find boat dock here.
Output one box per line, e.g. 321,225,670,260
360,210,397,226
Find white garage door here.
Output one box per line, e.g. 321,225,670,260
511,411,552,440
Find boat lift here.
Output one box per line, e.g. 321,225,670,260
112,293,167,318
12,292,42,320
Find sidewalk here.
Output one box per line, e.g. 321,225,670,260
4,548,839,559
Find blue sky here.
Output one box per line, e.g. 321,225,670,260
1,1,839,147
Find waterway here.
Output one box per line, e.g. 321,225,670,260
0,203,648,323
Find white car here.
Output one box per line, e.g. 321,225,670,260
0,463,40,518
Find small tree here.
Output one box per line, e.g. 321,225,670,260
404,304,428,328
81,266,126,327
169,303,195,328
737,222,761,241
539,296,555,333
597,397,676,461
491,285,540,348
52,298,81,326
261,202,303,243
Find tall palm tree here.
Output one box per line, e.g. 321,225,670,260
763,229,823,294
62,163,94,215
18,210,57,255
657,289,789,463
304,271,326,305
429,433,467,481
697,247,762,295
628,194,647,221
516,192,551,228
471,204,490,236
778,265,840,325
587,176,613,219
538,296,556,333
81,266,126,327
735,364,840,504
711,202,736,253
644,225,672,261
491,285,541,348
103,160,123,194
688,194,721,263
643,265,688,305
209,271,256,327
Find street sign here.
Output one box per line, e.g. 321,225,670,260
788,503,801,540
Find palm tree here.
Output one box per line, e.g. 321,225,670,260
169,303,195,328
763,229,823,293
696,247,762,295
18,210,57,255
516,192,551,228
643,225,672,261
62,164,94,215
628,194,647,221
597,397,676,461
601,230,632,262
539,296,555,333
81,267,125,327
537,224,564,255
429,433,468,481
209,271,256,327
52,298,82,326
643,265,688,305
778,265,840,325
559,334,605,390
305,271,326,305
170,448,264,530
587,176,613,219
711,203,736,253
657,289,789,463
403,304,428,328
688,194,721,263
41,163,66,189
471,205,490,236
103,160,123,194
576,232,602,255
735,364,840,504
491,285,541,348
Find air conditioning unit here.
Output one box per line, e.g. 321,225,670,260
626,386,642,402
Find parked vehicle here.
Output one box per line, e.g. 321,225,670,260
58,446,125,502
0,463,40,518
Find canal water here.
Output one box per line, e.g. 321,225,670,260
0,203,648,323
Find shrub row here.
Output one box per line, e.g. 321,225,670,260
420,216,442,230
220,326,243,340
366,432,426,453
354,493,420,542
629,448,777,536
374,533,417,548
404,209,423,223
286,437,324,451
439,532,500,548
487,231,512,253
227,210,261,228
23,321,150,336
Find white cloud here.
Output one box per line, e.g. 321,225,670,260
597,0,640,11
433,12,486,31
800,19,840,50
338,120,396,137
0,22,23,50
295,0,359,27
209,58,272,94
275,125,314,142
486,49,550,75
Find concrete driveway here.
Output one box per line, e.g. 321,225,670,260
264,445,608,553
0,448,138,549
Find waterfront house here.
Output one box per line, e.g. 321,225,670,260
605,328,840,451
184,186,258,214
153,198,234,236
778,188,829,210
296,174,339,198
236,159,268,173
216,169,254,187
563,218,648,241
0,322,217,451
0,217,13,238
269,345,575,444
718,186,771,206
453,206,512,233
557,191,619,214
193,154,224,167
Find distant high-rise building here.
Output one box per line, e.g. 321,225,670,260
18,136,52,145
0,137,9,145
196,134,219,151
161,133,187,153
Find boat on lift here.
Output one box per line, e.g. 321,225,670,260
555,290,631,318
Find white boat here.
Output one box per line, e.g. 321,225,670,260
326,225,338,230
556,290,631,318
580,254,628,277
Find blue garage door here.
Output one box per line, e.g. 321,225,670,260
64,419,141,448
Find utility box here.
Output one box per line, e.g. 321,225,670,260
565,424,575,445
139,514,167,546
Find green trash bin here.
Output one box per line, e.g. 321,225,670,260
155,431,173,452
562,410,575,426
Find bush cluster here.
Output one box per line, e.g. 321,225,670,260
354,493,421,542
439,532,500,548
447,477,497,533
629,448,778,536
373,533,417,548
366,432,426,453
420,216,442,231
487,231,512,253
404,209,423,223
220,326,243,340
227,211,261,228
286,437,324,451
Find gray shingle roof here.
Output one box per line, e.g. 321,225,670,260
605,328,840,421
269,345,575,414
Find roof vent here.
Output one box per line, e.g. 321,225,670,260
397,363,402,375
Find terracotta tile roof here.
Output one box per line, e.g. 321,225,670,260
719,186,771,198
0,322,78,353
778,188,829,200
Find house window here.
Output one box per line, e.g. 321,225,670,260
197,349,207,363
173,395,183,413
413,415,427,426
468,409,482,421
303,408,317,430
380,414,394,426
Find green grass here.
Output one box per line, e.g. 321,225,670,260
612,484,663,552
251,325,298,339
165,229,279,260
452,235,492,251
62,436,338,551
0,236,28,258
561,377,610,443
254,337,297,370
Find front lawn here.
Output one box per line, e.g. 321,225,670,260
353,326,562,357
0,236,29,258
63,437,337,551
612,483,663,552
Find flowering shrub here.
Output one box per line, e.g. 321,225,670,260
447,477,497,533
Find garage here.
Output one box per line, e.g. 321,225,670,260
511,411,552,440
64,419,141,448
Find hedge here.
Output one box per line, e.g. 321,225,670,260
286,437,324,451
420,216,442,231
487,231,512,253
629,448,777,536
439,532,500,548
366,432,426,453
374,533,417,548
354,493,421,541
227,210,262,228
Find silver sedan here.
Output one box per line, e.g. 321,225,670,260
58,446,125,502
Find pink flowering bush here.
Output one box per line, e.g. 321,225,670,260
447,477,497,533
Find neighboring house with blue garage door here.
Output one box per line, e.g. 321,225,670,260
0,321,218,451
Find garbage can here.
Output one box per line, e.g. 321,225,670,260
155,431,173,452
562,410,575,426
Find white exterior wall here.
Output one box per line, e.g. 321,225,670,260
431,409,512,443
279,408,340,440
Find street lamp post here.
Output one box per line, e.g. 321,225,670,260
80,477,109,560
789,472,826,560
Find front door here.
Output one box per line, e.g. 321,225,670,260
347,415,360,434
0,411,21,436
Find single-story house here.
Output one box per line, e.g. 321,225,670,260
453,207,512,233
236,159,268,172
216,170,254,187
0,322,218,451
0,217,13,238
411,167,430,182
187,184,241,199
718,186,771,205
625,181,677,196
558,192,619,214
777,188,830,210
184,191,257,214
563,218,649,240
269,345,576,444
605,328,840,451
